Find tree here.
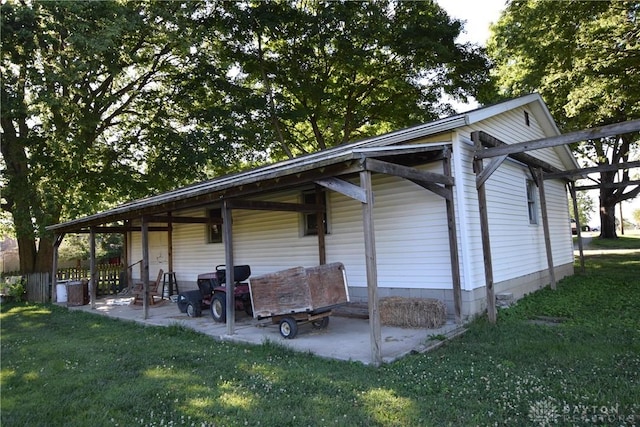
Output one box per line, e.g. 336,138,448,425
572,190,594,227
189,0,489,159
486,0,640,238
1,1,209,273
1,0,489,274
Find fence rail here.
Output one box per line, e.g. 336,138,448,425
57,265,124,296
9,265,125,303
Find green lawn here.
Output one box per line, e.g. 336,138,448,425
588,233,640,250
2,251,639,426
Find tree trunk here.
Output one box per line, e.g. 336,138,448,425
599,186,618,239
36,235,55,273
17,235,37,274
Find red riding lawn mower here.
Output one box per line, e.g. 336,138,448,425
178,265,252,320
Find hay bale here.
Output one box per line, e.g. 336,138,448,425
379,297,446,328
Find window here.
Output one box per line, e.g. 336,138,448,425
207,208,223,243
526,180,538,224
524,111,530,126
302,190,329,236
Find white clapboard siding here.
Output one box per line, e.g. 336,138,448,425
126,100,576,301
452,110,574,289
461,107,567,170
129,227,168,281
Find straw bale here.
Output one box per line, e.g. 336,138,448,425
379,297,446,328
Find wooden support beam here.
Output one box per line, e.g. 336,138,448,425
315,177,367,203
365,158,454,186
472,132,497,324
146,215,219,224
443,149,462,323
123,225,131,292
222,200,235,336
316,186,326,265
535,169,556,290
354,143,450,159
543,160,640,180
89,227,97,309
477,119,640,159
408,179,451,200
227,199,324,213
475,132,564,174
574,181,640,191
360,170,382,366
51,233,65,303
476,155,508,188
168,212,173,275
141,217,150,320
74,226,170,233
568,182,585,273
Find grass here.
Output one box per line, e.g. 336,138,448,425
588,234,640,250
2,251,639,426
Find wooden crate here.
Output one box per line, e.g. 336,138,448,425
249,262,349,319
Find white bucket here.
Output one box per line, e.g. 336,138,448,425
56,282,68,303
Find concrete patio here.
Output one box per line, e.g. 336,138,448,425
66,296,464,365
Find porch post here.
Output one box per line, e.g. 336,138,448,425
122,227,129,291
51,233,64,303
315,185,327,265
535,168,556,290
89,227,97,309
568,181,585,273
443,148,463,323
360,170,382,367
222,200,235,335
167,212,174,275
472,132,497,324
141,217,150,319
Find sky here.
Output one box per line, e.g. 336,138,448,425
436,0,507,46
435,0,506,112
437,0,639,225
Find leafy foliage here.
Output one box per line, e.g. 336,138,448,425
486,0,640,238
1,0,489,273
186,0,489,159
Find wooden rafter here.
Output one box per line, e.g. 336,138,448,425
476,119,640,159
474,132,564,174
543,160,640,180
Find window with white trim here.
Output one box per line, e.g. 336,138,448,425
526,180,538,224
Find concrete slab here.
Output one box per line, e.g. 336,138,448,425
67,296,464,365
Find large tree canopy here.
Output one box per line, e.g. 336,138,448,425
1,0,488,273
187,0,489,159
1,1,208,272
486,0,640,238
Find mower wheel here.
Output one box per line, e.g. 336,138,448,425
210,293,226,323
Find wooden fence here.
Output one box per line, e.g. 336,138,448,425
16,265,125,303
25,272,50,303
57,265,125,296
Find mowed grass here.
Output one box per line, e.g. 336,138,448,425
2,250,639,426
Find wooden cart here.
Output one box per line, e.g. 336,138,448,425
249,262,349,339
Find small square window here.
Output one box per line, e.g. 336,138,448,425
526,180,538,224
302,190,329,236
207,208,223,243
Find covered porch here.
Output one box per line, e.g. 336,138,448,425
64,295,463,366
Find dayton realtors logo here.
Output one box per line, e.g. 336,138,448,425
528,399,638,426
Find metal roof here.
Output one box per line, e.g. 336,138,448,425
47,94,567,233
